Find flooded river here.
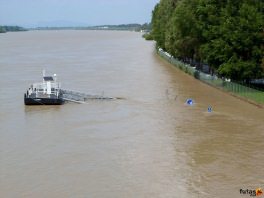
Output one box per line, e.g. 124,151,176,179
0,30,263,198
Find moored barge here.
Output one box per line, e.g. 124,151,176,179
24,71,64,105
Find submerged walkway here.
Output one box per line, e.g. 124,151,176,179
61,89,120,103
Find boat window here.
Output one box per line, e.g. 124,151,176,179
43,76,54,81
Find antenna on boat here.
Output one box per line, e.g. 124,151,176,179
54,73,57,82
42,70,46,83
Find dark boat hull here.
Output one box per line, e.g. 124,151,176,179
24,97,64,105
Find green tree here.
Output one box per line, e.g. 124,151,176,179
151,0,178,50
0,26,6,33
150,0,264,80
166,0,200,61
217,1,264,80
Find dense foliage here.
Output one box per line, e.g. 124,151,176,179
143,33,154,40
0,26,6,33
151,0,264,80
0,26,26,33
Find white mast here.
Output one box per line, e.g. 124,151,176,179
42,70,46,83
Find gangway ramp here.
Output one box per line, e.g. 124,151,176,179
61,89,117,103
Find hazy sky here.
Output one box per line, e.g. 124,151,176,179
0,0,160,27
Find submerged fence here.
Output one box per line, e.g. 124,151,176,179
158,49,264,105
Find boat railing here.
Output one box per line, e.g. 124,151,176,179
26,82,61,95
32,82,61,89
26,87,61,98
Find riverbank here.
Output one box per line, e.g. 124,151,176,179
157,48,264,108
0,26,27,33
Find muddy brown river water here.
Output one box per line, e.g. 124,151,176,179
0,30,263,198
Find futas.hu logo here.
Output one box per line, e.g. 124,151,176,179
240,188,263,197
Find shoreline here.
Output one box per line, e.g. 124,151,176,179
156,48,264,108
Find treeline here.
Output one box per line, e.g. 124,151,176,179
0,26,27,33
151,0,264,81
87,23,151,31
35,23,151,32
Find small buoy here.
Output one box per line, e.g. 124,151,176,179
186,98,194,105
208,106,212,112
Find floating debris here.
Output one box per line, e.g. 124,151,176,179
186,98,194,105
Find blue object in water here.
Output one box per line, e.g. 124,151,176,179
186,98,194,105
208,106,212,112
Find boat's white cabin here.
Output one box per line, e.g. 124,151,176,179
27,74,61,97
